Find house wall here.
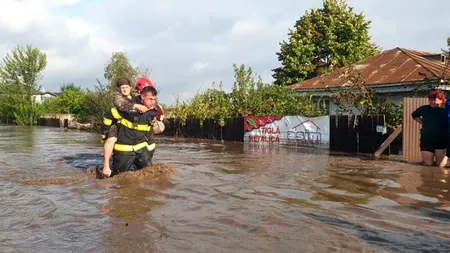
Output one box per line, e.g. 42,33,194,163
314,90,426,115
327,99,359,115
33,95,42,103
329,100,342,114
379,91,428,105
33,94,55,104
40,113,75,127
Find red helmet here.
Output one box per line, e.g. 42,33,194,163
135,77,155,92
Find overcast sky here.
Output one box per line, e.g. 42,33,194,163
1,0,449,105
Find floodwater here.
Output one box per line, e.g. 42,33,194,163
0,125,449,253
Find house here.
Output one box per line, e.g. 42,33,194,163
288,47,450,114
33,91,60,104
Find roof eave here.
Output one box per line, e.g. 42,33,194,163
294,80,448,97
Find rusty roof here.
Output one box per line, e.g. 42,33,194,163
288,47,450,90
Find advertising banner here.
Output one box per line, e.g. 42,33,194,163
243,115,330,148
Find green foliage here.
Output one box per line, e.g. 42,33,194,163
403,37,450,95
41,83,91,121
248,82,327,117
84,52,145,128
135,65,152,78
0,44,47,125
410,80,441,96
0,83,19,123
84,79,114,131
171,64,327,126
230,64,255,116
408,36,450,94
442,36,450,83
330,67,375,115
272,0,379,86
104,52,139,91
40,97,61,113
210,83,232,127
0,45,47,90
182,84,232,127
378,101,403,128
58,83,87,114
329,67,403,127
13,103,44,126
172,95,189,126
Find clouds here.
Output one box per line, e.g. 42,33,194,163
192,62,209,72
0,0,449,105
347,0,450,51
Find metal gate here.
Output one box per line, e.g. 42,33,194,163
402,97,428,161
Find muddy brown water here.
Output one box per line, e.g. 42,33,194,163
0,125,449,253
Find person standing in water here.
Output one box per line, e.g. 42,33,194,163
102,86,161,176
101,77,150,177
101,77,165,177
412,90,448,167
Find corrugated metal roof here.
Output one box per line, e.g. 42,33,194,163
288,47,450,90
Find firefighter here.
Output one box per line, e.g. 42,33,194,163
135,77,165,122
102,86,161,176
101,77,150,176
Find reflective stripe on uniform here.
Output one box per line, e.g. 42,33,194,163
111,107,122,120
118,118,151,131
114,142,156,152
103,118,113,125
110,107,151,131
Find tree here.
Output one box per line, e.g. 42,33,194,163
40,96,61,114
329,67,377,115
84,52,153,129
135,64,152,78
40,83,91,121
330,67,402,127
410,37,450,95
441,36,450,81
58,83,86,114
229,64,257,117
0,45,47,125
83,79,112,131
168,63,327,128
104,52,138,91
272,0,379,86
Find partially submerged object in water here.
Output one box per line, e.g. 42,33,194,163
87,163,174,180
22,176,86,186
20,164,174,186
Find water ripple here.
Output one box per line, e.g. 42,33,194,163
0,126,449,252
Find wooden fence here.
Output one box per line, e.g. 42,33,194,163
329,115,399,155
161,115,401,155
38,113,73,128
162,117,244,142
37,113,405,155
38,118,69,128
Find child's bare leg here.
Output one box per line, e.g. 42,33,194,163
103,137,117,177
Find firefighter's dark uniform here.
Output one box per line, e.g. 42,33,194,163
102,106,157,176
